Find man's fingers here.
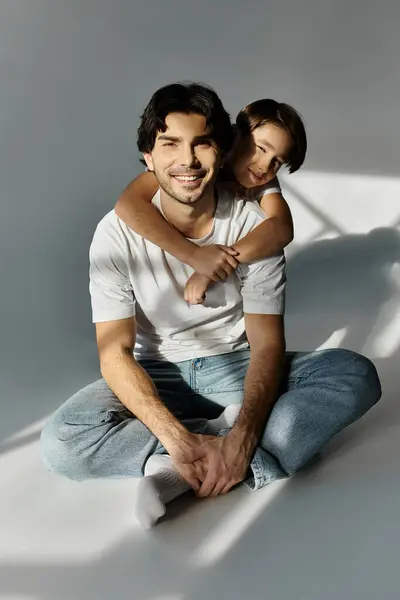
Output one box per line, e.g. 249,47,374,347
197,471,219,498
199,477,237,498
172,454,201,491
189,477,201,492
220,481,236,495
181,471,201,491
209,475,238,497
184,445,207,464
178,458,208,493
193,458,207,481
210,481,227,497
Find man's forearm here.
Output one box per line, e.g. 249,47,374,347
231,344,285,451
100,352,189,453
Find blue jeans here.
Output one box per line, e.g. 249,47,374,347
40,348,381,490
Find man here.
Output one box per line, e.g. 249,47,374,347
41,82,382,529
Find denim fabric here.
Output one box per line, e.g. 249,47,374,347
40,348,381,490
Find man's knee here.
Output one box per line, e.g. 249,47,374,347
40,378,120,480
264,349,382,475
40,413,84,480
40,396,103,481
328,348,382,415
40,420,70,478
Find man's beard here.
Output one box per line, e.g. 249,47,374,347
165,190,204,205
153,168,210,205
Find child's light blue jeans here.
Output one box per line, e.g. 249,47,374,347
40,348,381,490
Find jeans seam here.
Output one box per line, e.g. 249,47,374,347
247,453,266,490
200,384,245,394
189,360,196,391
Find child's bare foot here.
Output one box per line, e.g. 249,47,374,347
184,273,212,304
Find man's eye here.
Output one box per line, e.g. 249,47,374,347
257,145,266,153
196,140,212,147
163,142,175,147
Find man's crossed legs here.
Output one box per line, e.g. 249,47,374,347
41,348,381,527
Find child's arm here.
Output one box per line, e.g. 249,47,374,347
232,192,294,262
115,172,238,281
184,192,293,304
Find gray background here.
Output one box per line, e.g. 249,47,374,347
0,1,399,599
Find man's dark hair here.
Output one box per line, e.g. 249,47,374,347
235,99,307,173
137,82,234,156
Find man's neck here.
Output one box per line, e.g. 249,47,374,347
159,189,217,239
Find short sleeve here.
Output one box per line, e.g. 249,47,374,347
246,176,281,202
238,253,286,315
89,221,136,323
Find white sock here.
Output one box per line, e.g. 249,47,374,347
134,454,189,529
210,404,241,429
133,405,241,529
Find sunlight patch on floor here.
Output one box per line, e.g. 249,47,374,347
191,477,289,568
0,439,140,563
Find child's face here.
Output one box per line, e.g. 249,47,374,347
231,123,293,189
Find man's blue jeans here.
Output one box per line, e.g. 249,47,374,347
40,348,381,490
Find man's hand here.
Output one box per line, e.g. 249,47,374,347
182,431,253,498
188,245,239,282
167,432,218,492
184,273,211,304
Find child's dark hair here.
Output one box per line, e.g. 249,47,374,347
235,99,307,173
137,82,234,156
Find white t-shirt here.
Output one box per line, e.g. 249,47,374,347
243,176,281,203
89,187,286,362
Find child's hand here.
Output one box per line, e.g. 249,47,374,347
184,273,212,305
189,245,239,282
